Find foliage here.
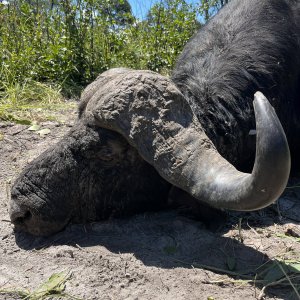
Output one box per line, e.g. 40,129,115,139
0,272,81,299
0,0,228,118
142,0,200,73
199,0,229,21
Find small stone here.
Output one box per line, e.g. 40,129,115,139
285,225,300,238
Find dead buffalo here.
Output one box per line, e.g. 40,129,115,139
9,0,300,236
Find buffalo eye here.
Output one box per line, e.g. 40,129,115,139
97,148,117,162
85,139,127,164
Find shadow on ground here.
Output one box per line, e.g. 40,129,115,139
14,209,300,299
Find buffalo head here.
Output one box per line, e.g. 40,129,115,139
9,68,290,236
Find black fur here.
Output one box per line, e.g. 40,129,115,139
172,0,300,171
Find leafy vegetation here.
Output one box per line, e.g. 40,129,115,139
0,0,229,120
176,254,300,298
0,271,81,300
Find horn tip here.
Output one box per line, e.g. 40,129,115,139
254,91,269,105
253,91,275,116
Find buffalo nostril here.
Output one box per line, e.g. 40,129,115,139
10,209,32,225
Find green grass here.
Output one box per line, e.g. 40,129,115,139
174,252,300,298
0,64,78,122
0,272,82,300
0,79,77,123
0,79,63,105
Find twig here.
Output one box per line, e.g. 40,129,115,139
0,280,9,289
276,200,283,221
238,218,244,243
258,275,300,300
75,244,84,251
172,259,253,279
159,275,169,291
286,185,300,189
246,222,260,237
276,261,300,299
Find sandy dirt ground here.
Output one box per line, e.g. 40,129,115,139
1,109,300,300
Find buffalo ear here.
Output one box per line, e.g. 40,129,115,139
80,125,129,164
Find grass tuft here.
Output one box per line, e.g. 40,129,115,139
174,257,300,298
0,271,82,300
0,66,78,122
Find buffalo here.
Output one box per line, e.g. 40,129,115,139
9,0,300,236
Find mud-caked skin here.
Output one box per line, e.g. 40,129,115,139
10,0,300,236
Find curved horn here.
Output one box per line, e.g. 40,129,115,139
84,70,290,211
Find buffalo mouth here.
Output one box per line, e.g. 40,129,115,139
10,204,71,237
12,210,32,226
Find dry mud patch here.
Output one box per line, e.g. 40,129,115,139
0,113,300,300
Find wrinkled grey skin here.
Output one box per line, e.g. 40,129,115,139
10,0,299,236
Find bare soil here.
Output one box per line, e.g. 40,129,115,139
1,109,300,300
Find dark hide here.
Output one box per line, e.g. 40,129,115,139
10,122,170,236
172,0,300,171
